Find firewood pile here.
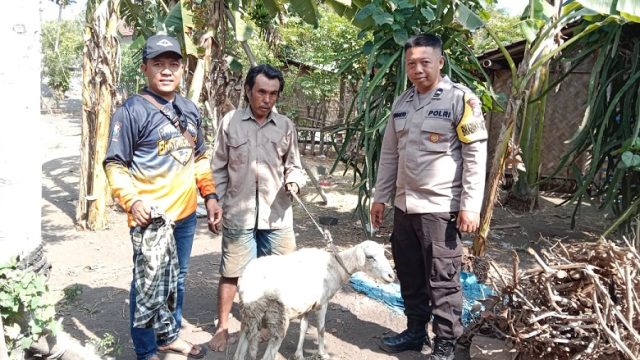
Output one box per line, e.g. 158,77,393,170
463,239,640,359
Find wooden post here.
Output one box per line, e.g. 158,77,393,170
311,129,317,156
319,127,325,156
300,159,328,205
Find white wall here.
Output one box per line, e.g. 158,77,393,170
0,2,42,263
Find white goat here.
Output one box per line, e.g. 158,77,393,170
233,240,395,360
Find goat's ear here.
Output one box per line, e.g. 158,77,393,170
356,246,366,267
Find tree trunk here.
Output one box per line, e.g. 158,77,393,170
510,48,552,211
472,97,521,256
76,0,120,230
55,4,62,51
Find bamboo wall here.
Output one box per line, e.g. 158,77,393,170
485,55,595,178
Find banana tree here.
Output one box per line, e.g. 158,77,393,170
472,0,629,255
327,0,500,232
544,30,640,239
77,0,120,230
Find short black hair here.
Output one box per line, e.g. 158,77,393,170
404,33,443,55
244,64,285,102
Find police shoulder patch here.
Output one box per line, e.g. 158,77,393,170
456,93,487,144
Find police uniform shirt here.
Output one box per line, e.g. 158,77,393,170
373,76,488,214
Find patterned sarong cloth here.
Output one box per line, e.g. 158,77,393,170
131,207,179,343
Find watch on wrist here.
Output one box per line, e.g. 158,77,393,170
204,193,219,202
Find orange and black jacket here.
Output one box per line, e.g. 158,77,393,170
104,89,216,227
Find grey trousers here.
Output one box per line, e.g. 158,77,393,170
390,207,463,339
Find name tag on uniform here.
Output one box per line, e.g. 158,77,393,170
393,111,407,120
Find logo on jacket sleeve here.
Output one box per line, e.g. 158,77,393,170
111,121,121,142
456,94,487,143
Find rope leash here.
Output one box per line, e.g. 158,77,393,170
290,192,352,275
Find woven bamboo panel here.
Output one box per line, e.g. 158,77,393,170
540,71,591,176
486,70,513,169
486,54,595,179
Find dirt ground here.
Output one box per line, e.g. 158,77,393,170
40,84,606,360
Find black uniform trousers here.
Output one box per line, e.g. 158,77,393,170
390,207,463,339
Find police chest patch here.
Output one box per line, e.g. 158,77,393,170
426,109,452,120
433,88,443,98
393,111,407,120
429,133,440,143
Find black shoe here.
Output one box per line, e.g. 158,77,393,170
379,328,428,353
430,337,456,360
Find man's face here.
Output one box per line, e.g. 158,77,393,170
246,74,281,121
405,46,444,94
141,53,183,98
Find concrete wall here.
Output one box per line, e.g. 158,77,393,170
0,2,42,263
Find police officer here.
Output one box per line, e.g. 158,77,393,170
370,33,487,360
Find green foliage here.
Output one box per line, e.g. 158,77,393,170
62,284,83,304
228,6,366,118
278,8,367,104
0,259,58,356
473,8,525,54
90,332,123,357
41,19,83,99
118,43,144,97
549,22,640,235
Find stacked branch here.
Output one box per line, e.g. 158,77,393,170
465,239,640,359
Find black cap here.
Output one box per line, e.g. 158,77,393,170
142,34,182,61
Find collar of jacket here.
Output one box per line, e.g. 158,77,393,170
239,106,279,125
405,75,454,103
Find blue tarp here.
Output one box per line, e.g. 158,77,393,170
350,271,494,326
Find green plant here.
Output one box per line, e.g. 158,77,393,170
118,42,144,98
473,0,631,255
90,332,123,357
0,259,58,356
62,284,83,304
472,7,525,54
550,22,640,236
41,19,83,100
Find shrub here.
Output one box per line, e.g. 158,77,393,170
41,19,83,100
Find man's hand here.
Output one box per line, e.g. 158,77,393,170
131,200,151,227
370,202,385,229
206,198,223,234
285,182,299,195
457,210,480,233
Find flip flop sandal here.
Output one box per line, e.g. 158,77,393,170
158,340,207,359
